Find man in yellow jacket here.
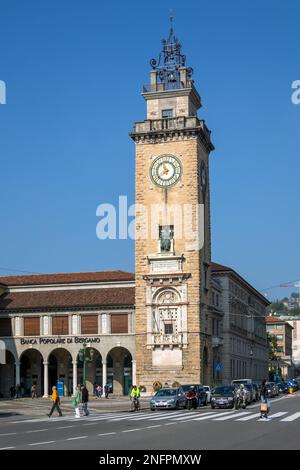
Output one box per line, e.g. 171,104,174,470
47,386,63,418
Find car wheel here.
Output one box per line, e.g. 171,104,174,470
211,404,215,409
175,401,180,410
150,407,155,412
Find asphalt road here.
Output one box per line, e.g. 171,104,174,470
0,393,299,450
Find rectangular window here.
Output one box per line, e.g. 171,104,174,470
81,315,98,334
276,335,283,341
0,318,12,337
276,324,283,330
52,316,68,335
24,317,40,336
277,347,283,353
162,109,173,118
111,314,128,334
164,321,174,335
266,325,273,331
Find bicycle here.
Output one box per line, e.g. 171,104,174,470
130,396,140,412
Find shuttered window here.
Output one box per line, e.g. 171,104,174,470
81,315,98,334
52,316,68,335
24,317,40,336
0,318,12,337
111,314,128,334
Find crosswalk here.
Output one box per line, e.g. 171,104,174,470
9,409,300,425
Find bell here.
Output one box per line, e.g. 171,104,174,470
168,73,176,83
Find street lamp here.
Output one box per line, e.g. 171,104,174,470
249,348,254,379
78,344,94,386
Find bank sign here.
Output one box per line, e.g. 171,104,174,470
19,337,101,345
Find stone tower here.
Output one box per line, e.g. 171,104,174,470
130,20,214,393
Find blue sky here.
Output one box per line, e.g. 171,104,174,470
0,0,299,300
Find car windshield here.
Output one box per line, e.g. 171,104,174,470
213,386,234,395
181,385,197,392
203,386,209,391
155,389,177,397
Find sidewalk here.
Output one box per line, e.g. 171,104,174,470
0,396,149,418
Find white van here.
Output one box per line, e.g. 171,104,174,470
231,379,253,386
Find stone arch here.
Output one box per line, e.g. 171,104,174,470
47,347,73,396
75,347,103,395
154,287,181,304
106,346,133,396
0,350,16,398
20,348,44,397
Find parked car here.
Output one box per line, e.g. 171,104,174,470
277,382,288,394
244,384,256,403
252,383,260,401
211,385,236,409
231,379,253,386
203,385,212,403
181,384,207,406
266,382,278,398
150,387,186,411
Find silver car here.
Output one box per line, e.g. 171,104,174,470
150,387,187,411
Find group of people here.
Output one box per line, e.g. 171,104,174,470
93,383,110,399
234,380,270,420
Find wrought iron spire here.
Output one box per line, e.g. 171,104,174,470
150,16,193,88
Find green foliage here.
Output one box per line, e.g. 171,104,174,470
267,333,278,361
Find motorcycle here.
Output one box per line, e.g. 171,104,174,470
186,391,198,410
235,390,247,409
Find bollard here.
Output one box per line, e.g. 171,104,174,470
289,387,293,394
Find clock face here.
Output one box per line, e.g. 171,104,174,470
150,155,182,188
200,160,207,194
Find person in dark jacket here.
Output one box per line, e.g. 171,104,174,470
81,385,89,416
260,379,269,419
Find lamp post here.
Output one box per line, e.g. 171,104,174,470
78,344,94,387
250,348,254,379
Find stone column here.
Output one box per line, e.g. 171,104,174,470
72,361,77,396
15,360,20,388
132,359,136,386
43,362,49,397
102,360,107,396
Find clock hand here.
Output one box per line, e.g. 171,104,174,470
162,164,169,174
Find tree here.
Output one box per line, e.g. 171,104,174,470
267,333,278,361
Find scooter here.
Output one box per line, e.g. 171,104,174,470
235,391,247,410
186,391,198,410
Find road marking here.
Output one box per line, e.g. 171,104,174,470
97,432,116,436
268,412,288,419
29,441,55,446
281,412,300,422
171,412,210,421
130,412,173,421
236,413,261,421
144,425,162,429
213,412,250,421
122,428,142,433
57,426,75,429
0,446,15,450
66,436,88,441
26,428,48,433
150,412,186,421
190,412,221,421
0,433,17,437
83,422,100,426
164,422,178,425
108,413,152,421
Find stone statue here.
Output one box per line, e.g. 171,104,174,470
160,226,173,252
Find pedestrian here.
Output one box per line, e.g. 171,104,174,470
9,385,15,399
260,379,270,420
81,385,89,416
47,386,63,418
72,385,81,418
104,384,109,399
15,384,21,398
31,383,37,399
96,385,102,399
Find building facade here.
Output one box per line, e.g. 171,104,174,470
0,271,135,397
266,316,294,379
211,263,269,384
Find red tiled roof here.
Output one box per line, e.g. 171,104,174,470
0,287,135,311
266,316,293,327
211,262,232,272
0,270,134,287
